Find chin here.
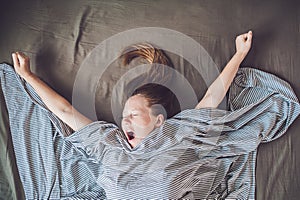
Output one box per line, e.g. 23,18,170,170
129,138,143,148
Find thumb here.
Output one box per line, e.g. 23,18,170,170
246,30,253,43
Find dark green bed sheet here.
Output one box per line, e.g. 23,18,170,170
0,0,299,199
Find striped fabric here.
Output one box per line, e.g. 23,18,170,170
0,63,299,199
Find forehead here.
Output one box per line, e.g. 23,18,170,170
123,95,150,111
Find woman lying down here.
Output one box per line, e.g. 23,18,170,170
1,31,299,199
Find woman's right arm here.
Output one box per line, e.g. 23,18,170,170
12,52,92,132
196,31,252,109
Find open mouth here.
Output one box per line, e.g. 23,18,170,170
126,131,135,140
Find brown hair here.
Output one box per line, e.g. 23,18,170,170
122,43,173,67
121,43,180,119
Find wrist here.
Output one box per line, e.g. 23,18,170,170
235,51,247,60
23,72,36,82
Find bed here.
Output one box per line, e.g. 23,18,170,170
0,0,299,199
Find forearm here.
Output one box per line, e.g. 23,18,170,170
25,74,72,114
196,52,246,109
24,74,92,132
207,52,245,104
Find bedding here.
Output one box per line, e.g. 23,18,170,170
0,64,299,199
0,0,299,199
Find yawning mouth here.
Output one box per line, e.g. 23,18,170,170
126,131,135,140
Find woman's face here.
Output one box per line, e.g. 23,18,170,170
121,94,163,148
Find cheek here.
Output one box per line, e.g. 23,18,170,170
134,115,152,127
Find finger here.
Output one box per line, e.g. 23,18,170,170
242,32,248,40
17,52,27,58
237,32,248,42
16,52,27,66
16,52,25,59
12,53,20,67
16,53,24,65
239,31,248,37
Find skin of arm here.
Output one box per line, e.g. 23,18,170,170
12,52,92,132
196,30,253,109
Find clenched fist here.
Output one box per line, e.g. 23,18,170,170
235,30,253,56
12,52,33,80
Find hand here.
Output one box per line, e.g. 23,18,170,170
12,52,33,80
235,30,253,57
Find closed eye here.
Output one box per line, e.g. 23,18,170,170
122,113,138,120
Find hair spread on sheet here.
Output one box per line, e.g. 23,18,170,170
120,43,180,119
121,42,173,67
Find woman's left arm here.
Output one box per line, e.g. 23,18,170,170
196,31,253,109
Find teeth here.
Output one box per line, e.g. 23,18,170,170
127,131,135,140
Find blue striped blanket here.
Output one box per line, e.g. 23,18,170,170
0,63,299,199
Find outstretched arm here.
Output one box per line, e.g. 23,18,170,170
196,31,253,109
12,52,92,132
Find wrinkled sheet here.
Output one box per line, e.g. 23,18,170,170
1,63,299,199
